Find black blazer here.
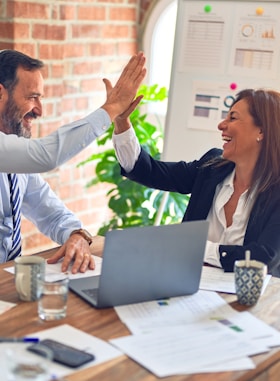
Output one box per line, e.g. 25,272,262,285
121,148,280,277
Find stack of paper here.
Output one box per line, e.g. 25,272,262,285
199,266,271,294
111,289,280,377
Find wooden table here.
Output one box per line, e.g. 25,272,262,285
1,244,280,381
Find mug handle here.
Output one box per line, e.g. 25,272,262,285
15,273,28,298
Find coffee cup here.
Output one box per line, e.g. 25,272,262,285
234,251,267,306
14,256,45,301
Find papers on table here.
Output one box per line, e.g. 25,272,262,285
4,255,102,280
3,259,277,377
0,300,16,315
0,324,121,380
110,323,260,377
199,266,272,294
112,290,280,377
44,255,102,281
115,289,237,334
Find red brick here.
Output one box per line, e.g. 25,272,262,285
72,61,101,76
14,23,30,39
76,97,89,111
72,24,100,39
66,198,88,213
0,22,14,39
118,41,138,55
61,98,75,112
109,7,137,21
81,77,104,92
64,43,86,58
33,24,66,41
88,43,103,56
44,83,64,98
102,25,130,38
39,44,64,60
77,6,106,21
60,5,76,20
7,1,49,19
50,63,64,78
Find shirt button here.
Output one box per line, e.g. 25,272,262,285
221,252,227,257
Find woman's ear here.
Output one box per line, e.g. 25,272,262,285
257,133,263,142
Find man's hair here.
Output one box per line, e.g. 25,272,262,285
0,50,44,92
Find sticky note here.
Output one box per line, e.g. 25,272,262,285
256,7,264,16
204,4,212,13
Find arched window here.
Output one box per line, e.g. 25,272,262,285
142,0,177,116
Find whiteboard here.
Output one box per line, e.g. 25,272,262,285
162,0,280,162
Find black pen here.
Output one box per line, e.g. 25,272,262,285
0,337,40,343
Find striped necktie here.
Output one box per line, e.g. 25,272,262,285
7,173,22,260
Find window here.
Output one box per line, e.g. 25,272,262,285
142,0,177,116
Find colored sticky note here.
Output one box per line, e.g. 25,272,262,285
256,7,264,16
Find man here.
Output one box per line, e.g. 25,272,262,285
0,49,146,273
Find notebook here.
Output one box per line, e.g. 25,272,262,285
69,220,209,308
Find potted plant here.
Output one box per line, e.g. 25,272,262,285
78,84,188,236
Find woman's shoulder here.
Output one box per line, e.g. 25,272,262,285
198,148,223,164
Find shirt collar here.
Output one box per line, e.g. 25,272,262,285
223,168,235,189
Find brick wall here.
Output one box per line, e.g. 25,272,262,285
0,0,155,255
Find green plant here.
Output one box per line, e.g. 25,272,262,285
78,84,189,236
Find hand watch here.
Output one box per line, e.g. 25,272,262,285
70,229,93,246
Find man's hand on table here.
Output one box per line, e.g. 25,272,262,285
47,235,105,274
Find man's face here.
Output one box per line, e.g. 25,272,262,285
0,66,44,138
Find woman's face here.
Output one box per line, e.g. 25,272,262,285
218,99,263,166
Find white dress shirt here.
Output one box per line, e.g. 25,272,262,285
112,127,255,268
205,170,255,268
0,172,82,262
0,108,111,173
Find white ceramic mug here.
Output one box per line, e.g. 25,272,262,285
14,256,45,301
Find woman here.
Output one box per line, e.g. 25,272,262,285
112,89,280,277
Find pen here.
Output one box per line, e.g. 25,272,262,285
0,337,40,343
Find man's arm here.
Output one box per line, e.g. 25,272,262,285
0,52,146,173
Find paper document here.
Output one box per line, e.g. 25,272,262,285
115,290,238,334
199,266,271,294
110,322,263,377
0,300,16,315
4,255,102,280
113,289,280,376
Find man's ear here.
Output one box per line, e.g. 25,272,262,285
0,83,4,100
0,83,8,102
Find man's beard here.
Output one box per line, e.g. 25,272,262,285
0,95,31,138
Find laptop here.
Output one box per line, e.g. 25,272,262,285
69,220,209,308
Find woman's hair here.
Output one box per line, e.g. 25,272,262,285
233,89,280,194
0,49,44,92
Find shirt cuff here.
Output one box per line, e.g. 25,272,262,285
204,240,222,268
113,127,140,172
85,108,112,137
